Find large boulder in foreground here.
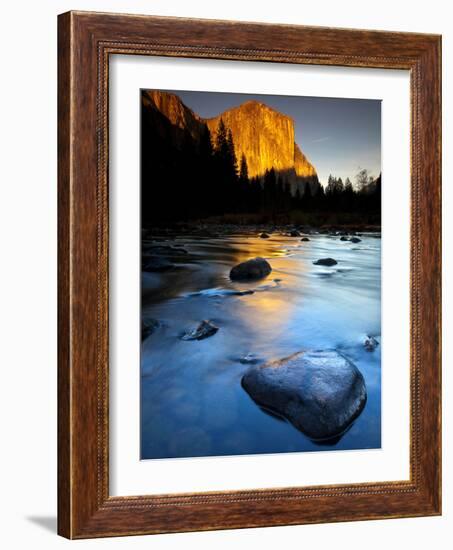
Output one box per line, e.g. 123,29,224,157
242,350,367,440
230,257,272,281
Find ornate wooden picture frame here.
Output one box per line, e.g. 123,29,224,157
58,11,441,539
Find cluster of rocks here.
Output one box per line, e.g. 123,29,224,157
260,229,313,240
143,223,380,240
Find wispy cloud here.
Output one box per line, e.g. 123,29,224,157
311,136,330,143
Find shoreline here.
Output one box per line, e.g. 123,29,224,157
142,222,381,237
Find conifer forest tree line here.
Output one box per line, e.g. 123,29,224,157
141,109,381,226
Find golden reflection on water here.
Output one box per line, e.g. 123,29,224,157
141,231,382,458
225,235,310,337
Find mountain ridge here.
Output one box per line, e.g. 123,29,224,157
142,90,320,196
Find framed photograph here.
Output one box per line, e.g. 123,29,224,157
58,11,441,538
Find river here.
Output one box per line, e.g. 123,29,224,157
141,228,381,459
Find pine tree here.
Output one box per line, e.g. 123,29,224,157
327,174,333,188
215,118,228,157
355,168,371,193
198,124,214,216
314,181,326,211
227,129,238,178
263,168,277,216
326,175,335,196
239,153,248,182
294,188,301,209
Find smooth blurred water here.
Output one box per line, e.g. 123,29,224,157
141,230,381,459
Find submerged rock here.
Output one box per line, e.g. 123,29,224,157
141,318,161,341
230,257,272,281
260,232,270,239
313,258,338,266
242,350,367,440
350,237,362,243
301,237,310,242
185,287,254,298
364,335,379,352
238,353,263,365
181,320,219,341
142,244,188,256
142,257,175,272
340,236,349,241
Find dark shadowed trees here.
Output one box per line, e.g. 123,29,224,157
141,97,380,225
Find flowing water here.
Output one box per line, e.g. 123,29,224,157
141,229,381,459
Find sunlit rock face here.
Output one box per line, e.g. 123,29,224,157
142,92,320,195
207,101,319,195
142,90,203,143
207,101,295,177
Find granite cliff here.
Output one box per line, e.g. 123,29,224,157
206,100,319,195
142,90,320,196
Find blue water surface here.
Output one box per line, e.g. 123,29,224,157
141,231,381,459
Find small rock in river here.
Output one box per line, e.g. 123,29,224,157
289,230,301,237
181,320,219,341
301,237,310,242
141,318,161,341
241,350,367,440
230,257,272,281
340,236,349,241
313,258,338,266
260,232,270,239
364,335,379,352
350,237,362,243
238,353,262,365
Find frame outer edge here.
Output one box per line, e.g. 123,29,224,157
409,38,442,515
57,11,73,539
425,35,442,514
438,35,442,515
57,10,442,538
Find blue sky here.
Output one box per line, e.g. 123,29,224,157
162,89,381,187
